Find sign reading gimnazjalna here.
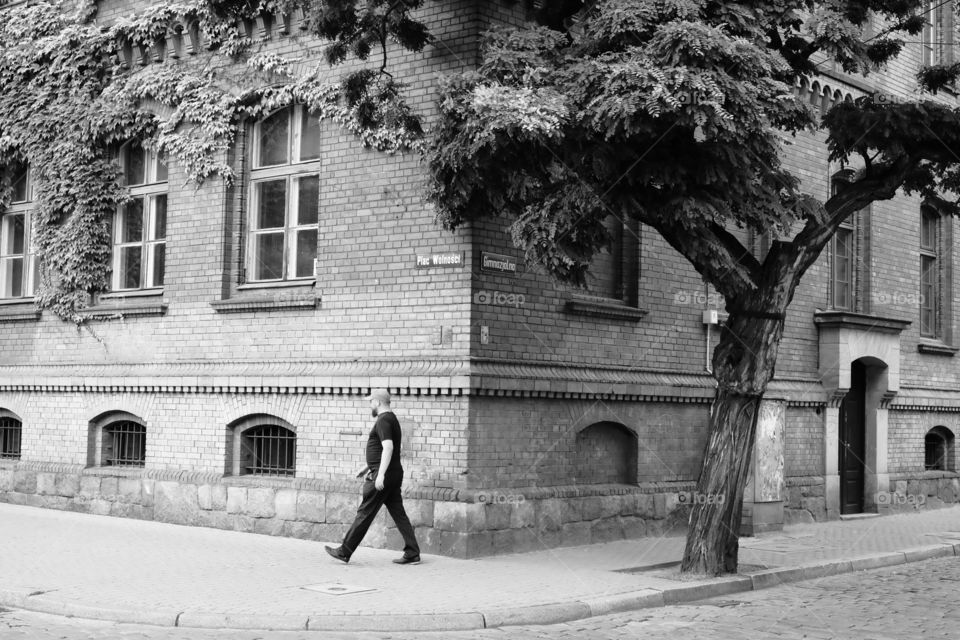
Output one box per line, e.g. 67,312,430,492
480,252,519,274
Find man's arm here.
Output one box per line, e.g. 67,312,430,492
375,440,394,490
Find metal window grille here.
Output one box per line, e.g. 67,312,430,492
105,421,146,467
926,432,948,471
244,425,296,476
0,417,21,459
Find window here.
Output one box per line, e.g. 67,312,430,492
246,105,321,283
0,412,21,460
925,426,954,471
111,141,167,291
829,173,866,312
1,161,38,299
102,420,146,467
243,424,296,476
922,1,953,67
584,215,640,306
920,207,940,337
228,415,297,477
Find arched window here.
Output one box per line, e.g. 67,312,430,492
228,415,297,477
1,159,38,299
112,140,167,291
103,420,146,467
925,426,954,471
0,409,22,459
88,411,147,468
246,105,321,283
575,421,638,485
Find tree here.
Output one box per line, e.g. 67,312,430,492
423,0,960,574
3,0,959,575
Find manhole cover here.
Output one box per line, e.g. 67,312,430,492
302,583,377,596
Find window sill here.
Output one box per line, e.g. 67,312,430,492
0,299,41,323
565,295,647,322
221,474,296,488
78,296,168,320
83,466,148,477
238,279,315,291
212,283,320,313
98,288,164,301
918,341,958,357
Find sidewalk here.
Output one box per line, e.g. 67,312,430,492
2,502,960,631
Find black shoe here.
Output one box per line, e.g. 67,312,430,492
325,545,349,563
392,555,421,565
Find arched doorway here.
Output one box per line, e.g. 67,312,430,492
839,360,866,514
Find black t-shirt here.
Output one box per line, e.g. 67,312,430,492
366,411,403,479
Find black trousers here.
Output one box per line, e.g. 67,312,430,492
341,478,420,558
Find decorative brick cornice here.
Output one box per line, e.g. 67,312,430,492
888,387,960,412
0,359,830,404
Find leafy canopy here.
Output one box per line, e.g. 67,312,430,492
425,0,960,303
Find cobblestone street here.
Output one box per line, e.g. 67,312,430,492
4,555,958,639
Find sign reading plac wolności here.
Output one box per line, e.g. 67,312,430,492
416,252,464,269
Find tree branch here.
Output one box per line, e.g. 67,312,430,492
640,213,761,301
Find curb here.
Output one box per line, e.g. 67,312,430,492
2,542,958,631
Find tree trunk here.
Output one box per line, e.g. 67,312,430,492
680,308,786,575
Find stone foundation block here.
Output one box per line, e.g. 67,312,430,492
198,485,227,511
245,488,276,518
226,487,246,514
118,477,141,504
13,470,36,494
434,501,485,533
325,493,358,524
79,475,101,498
155,482,200,525
36,472,57,496
296,491,325,523
275,489,297,521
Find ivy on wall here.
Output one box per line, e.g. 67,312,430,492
0,0,427,321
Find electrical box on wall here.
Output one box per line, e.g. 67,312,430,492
702,310,720,325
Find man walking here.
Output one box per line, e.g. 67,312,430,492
325,389,421,564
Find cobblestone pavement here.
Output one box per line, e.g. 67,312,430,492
3,555,958,639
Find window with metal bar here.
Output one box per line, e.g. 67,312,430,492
242,424,296,476
0,417,21,459
104,421,146,467
925,426,954,471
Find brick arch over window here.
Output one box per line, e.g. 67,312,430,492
0,408,23,460
925,426,954,471
87,411,147,468
574,421,638,485
226,414,297,477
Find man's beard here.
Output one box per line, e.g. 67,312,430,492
371,408,378,418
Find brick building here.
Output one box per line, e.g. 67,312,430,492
0,1,958,557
